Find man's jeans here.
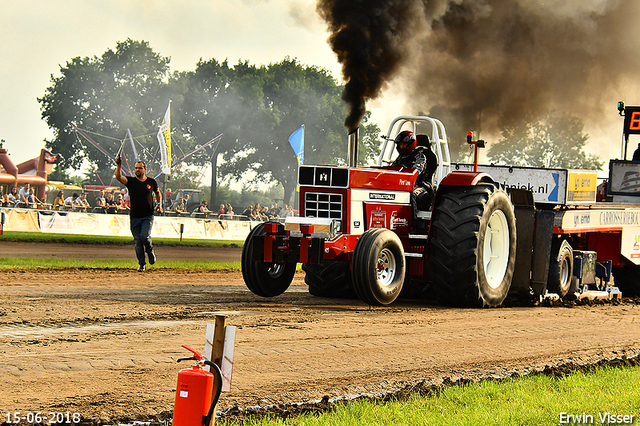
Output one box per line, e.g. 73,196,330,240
130,215,154,266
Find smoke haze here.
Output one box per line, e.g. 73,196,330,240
318,0,640,152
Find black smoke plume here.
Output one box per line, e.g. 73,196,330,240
318,0,640,154
317,0,422,132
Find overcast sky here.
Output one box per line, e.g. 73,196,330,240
0,0,406,166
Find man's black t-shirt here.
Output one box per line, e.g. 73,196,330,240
125,177,158,218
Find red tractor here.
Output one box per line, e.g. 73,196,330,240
242,116,520,307
242,111,640,307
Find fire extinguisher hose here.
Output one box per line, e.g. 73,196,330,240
202,361,223,426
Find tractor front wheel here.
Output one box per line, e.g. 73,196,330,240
352,228,406,306
241,223,296,297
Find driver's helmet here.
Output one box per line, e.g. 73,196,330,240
394,130,417,155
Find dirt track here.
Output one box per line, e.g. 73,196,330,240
1,242,640,424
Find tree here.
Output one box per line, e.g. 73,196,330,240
357,111,383,167
39,39,175,182
39,42,383,207
488,111,603,170
220,58,382,205
183,58,365,206
223,58,348,205
179,58,275,206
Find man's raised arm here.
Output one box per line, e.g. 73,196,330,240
115,157,128,185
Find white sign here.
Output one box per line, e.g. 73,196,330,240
204,322,236,392
452,164,565,204
609,160,640,196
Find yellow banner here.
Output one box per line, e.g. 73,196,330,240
6,209,40,232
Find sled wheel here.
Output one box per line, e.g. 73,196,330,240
612,266,640,297
428,184,516,307
303,260,355,298
241,223,296,297
547,239,573,297
352,228,406,306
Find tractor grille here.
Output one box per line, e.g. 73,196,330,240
304,192,343,230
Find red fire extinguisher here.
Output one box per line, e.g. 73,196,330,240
172,345,223,426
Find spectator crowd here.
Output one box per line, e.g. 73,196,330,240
240,202,296,221
180,199,298,222
2,183,298,222
1,183,46,210
1,184,132,214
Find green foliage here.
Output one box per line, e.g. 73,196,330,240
169,164,210,191
195,57,350,204
488,111,604,170
39,39,174,177
39,40,383,205
47,165,77,184
358,112,383,166
212,183,285,212
164,56,353,205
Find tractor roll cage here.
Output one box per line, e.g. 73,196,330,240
378,116,452,186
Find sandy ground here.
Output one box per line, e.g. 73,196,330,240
1,242,640,424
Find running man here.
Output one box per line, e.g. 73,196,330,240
115,157,162,271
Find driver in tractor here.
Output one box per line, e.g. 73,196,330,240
391,130,437,219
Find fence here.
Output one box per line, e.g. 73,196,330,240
0,207,257,241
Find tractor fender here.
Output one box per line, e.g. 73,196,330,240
438,171,494,187
432,171,497,214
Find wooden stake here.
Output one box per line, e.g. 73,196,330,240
211,315,227,367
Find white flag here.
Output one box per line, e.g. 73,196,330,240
157,101,172,175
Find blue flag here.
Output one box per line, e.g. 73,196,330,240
288,125,304,165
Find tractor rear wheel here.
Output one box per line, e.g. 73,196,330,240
352,228,406,306
241,223,296,297
303,260,355,298
428,184,516,307
547,239,573,297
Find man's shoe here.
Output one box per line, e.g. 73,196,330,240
148,250,156,265
137,264,146,272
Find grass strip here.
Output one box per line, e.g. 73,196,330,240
233,364,640,426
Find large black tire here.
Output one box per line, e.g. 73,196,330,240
547,239,573,297
612,266,640,296
241,223,296,297
241,224,265,296
302,260,356,298
428,184,517,307
352,228,406,306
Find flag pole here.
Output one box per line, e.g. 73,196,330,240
287,125,304,210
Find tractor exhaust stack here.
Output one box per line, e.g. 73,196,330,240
348,128,359,167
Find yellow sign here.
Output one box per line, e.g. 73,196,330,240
566,170,597,203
